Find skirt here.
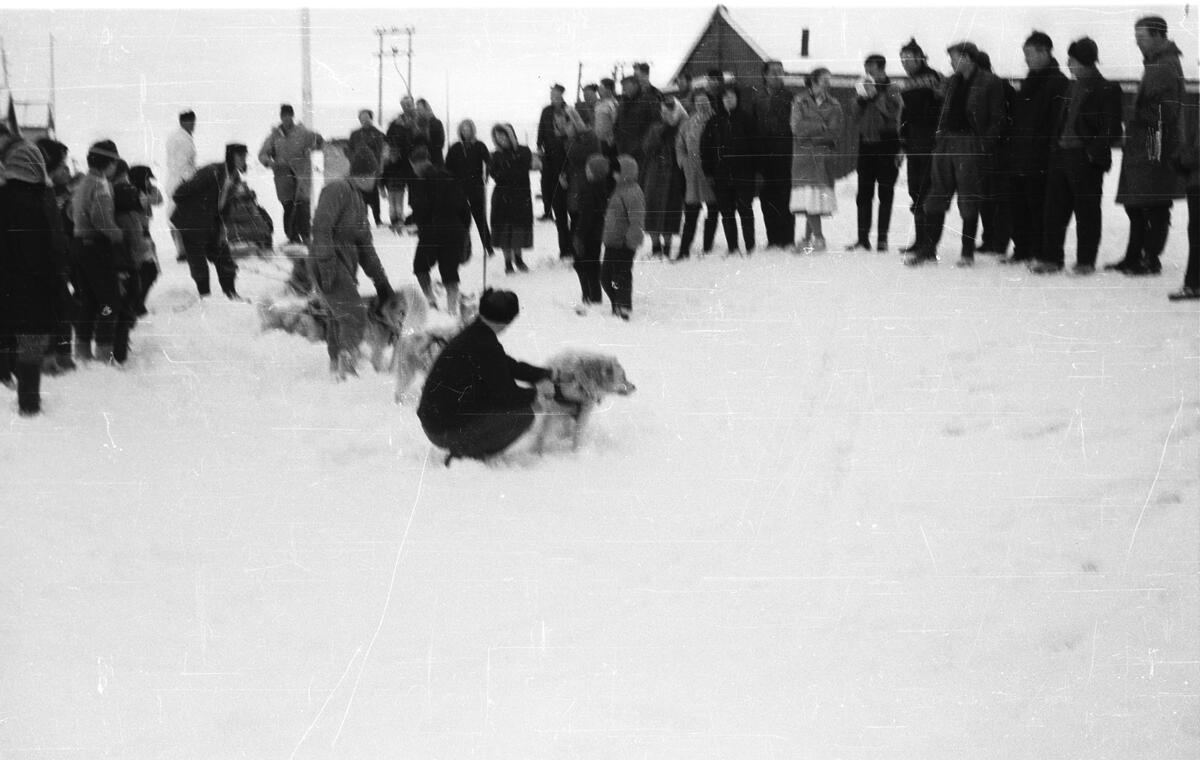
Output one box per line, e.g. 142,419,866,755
790,185,836,215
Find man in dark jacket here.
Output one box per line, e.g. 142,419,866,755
751,60,794,249
1109,15,1187,275
415,99,445,166
976,51,1017,257
1000,32,1070,265
615,76,659,166
849,54,903,251
537,84,567,220
1032,38,1123,274
70,140,127,364
383,96,419,230
35,138,78,375
417,288,555,464
0,137,63,414
409,144,471,316
897,39,944,254
171,145,241,300
349,109,386,226
906,41,1006,266
311,149,393,379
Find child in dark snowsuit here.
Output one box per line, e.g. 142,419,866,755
572,154,612,313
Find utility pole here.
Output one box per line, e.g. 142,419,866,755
48,34,56,117
374,25,402,121
301,8,313,128
576,62,583,103
403,26,414,97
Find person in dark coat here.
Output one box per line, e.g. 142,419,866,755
536,84,567,221
749,60,796,249
1110,15,1187,276
557,107,601,260
416,99,445,167
488,123,534,274
897,39,944,254
446,118,493,257
35,138,78,375
576,84,599,127
70,140,127,364
349,109,386,226
383,96,420,230
906,41,1006,266
848,54,903,251
641,97,688,258
311,149,393,379
1032,37,1123,275
701,84,758,254
409,145,471,315
975,52,1017,257
417,288,556,464
125,165,163,315
994,32,1071,265
573,154,612,311
615,75,660,166
171,144,241,300
0,138,64,414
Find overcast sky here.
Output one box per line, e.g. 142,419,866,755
2,2,1195,175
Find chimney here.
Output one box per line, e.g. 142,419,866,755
801,28,810,58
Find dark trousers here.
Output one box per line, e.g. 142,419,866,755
1186,187,1199,290
601,246,635,310
72,239,120,350
282,197,312,244
1042,149,1105,267
465,183,492,251
131,260,159,315
574,232,603,302
759,157,794,247
905,149,934,245
554,193,573,258
680,203,719,254
424,407,536,460
360,183,382,226
1010,171,1052,260
47,276,78,358
979,168,1012,253
180,224,237,297
540,167,558,218
855,140,900,244
715,181,755,252
1122,205,1172,270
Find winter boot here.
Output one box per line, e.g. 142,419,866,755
662,238,673,261
74,339,93,362
16,361,41,416
514,253,529,272
94,343,115,364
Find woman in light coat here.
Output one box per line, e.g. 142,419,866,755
674,90,719,259
790,68,844,251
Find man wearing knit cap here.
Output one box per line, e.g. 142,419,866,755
310,148,393,380
1110,15,1187,276
171,143,242,300
905,41,1006,267
1000,31,1069,267
417,288,557,464
1033,36,1123,274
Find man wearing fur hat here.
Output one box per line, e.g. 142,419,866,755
418,288,556,464
310,148,393,380
905,41,1006,267
1033,37,1123,275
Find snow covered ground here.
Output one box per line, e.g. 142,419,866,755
2,162,1197,759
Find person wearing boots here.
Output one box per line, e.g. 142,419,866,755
1002,32,1070,267
348,109,386,226
702,84,758,254
165,109,197,262
1033,37,1123,275
171,144,243,300
311,149,393,380
640,97,687,260
573,154,612,313
752,60,797,250
601,155,646,320
1109,15,1187,276
558,107,602,258
409,144,471,314
905,41,1006,267
35,138,78,376
417,288,557,464
258,104,324,244
975,51,1017,258
789,69,844,252
897,39,944,255
848,54,903,252
0,137,64,414
1169,99,1198,300
675,89,719,258
487,123,534,274
70,140,126,364
536,84,567,221
446,119,494,257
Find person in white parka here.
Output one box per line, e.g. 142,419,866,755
165,109,197,262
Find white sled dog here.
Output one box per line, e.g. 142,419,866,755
256,282,430,373
391,295,479,403
530,350,637,452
